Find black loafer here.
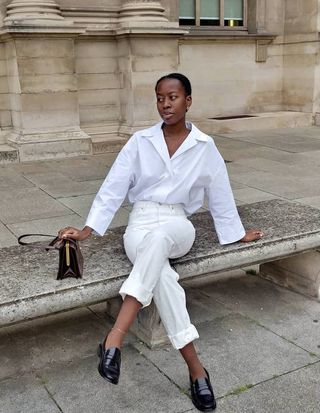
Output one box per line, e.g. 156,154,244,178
97,340,121,385
190,369,216,412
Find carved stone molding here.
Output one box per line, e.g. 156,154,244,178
61,7,119,27
4,0,70,25
119,0,168,22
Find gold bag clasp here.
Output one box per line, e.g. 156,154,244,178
66,241,70,266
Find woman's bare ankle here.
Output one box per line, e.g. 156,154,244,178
189,364,207,382
104,327,127,349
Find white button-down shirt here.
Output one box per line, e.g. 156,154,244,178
86,122,245,245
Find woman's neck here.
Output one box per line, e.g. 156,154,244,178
162,120,190,141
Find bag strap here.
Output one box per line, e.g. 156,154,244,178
18,233,60,250
18,233,78,251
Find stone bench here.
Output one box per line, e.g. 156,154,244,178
1,199,320,347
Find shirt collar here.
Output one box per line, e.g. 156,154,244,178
141,121,209,143
140,121,209,169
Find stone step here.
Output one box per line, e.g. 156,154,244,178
0,144,19,164
196,111,313,135
91,134,127,154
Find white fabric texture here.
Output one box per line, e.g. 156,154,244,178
119,201,199,350
85,121,245,245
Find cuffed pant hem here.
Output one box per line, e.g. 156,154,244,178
168,324,199,350
119,280,153,308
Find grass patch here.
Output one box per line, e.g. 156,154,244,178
229,384,254,396
246,269,258,276
308,352,318,358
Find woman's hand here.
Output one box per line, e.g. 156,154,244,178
58,225,93,241
241,229,264,242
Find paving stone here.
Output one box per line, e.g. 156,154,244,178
0,375,60,413
0,167,34,190
230,180,247,190
58,195,131,219
40,346,193,413
218,362,320,413
7,214,85,240
219,127,320,151
0,222,18,248
233,187,279,203
134,313,316,398
217,145,294,163
108,206,130,228
23,172,103,198
198,275,320,356
0,188,72,224
295,196,320,209
229,170,320,200
53,194,95,218
11,161,53,175
0,307,112,380
185,288,235,326
42,158,110,182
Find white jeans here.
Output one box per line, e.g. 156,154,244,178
119,201,199,350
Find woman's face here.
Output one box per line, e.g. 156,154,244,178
156,78,192,126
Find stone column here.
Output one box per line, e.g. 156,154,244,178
1,0,92,161
116,0,187,134
119,0,169,23
4,0,67,25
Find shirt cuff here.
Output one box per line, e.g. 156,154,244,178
85,211,113,236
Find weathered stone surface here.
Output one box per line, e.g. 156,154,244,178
134,313,317,398
197,274,320,356
0,375,61,413
7,214,85,241
260,250,320,299
0,144,18,164
0,221,18,248
0,306,111,380
218,362,320,413
0,187,72,224
40,347,193,413
1,199,320,327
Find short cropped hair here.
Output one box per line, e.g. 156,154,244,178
155,73,192,96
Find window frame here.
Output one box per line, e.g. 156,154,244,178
179,0,248,31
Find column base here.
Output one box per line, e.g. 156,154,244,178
7,129,91,161
106,296,170,348
260,250,320,300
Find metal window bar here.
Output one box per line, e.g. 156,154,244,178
179,0,247,29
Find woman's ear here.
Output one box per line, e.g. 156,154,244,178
186,95,192,112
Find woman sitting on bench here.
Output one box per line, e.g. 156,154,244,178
59,73,263,412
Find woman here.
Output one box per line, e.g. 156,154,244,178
59,73,263,412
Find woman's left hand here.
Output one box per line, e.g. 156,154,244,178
241,229,264,242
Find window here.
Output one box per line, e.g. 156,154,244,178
179,0,247,29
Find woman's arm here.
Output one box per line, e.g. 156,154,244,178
85,136,137,236
206,155,264,244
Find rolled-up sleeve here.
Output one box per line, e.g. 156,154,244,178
206,162,245,245
85,136,136,235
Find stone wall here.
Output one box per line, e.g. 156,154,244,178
0,0,319,161
282,0,320,113
179,39,283,119
76,39,120,130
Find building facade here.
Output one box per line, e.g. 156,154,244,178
0,0,319,162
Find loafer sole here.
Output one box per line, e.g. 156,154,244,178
191,397,216,412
